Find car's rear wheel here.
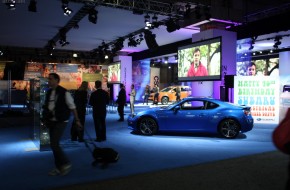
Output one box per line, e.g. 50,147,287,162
161,96,169,105
218,119,240,139
138,117,158,135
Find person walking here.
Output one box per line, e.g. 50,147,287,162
42,73,82,176
116,83,126,121
129,84,136,114
143,85,150,105
71,81,88,142
89,80,109,142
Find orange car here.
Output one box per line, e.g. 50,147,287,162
149,85,192,105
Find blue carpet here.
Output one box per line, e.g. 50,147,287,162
0,105,277,190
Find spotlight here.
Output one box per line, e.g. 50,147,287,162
165,18,180,33
28,0,37,12
144,30,159,51
6,0,16,10
88,8,98,24
144,13,150,23
273,36,282,49
62,0,72,16
128,35,138,47
62,5,73,16
59,28,69,47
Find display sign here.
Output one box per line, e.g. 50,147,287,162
82,73,103,82
234,76,280,124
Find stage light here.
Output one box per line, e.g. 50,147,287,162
62,0,72,16
273,36,282,49
144,30,159,51
59,28,70,47
165,18,180,33
128,35,138,47
6,0,16,10
28,0,37,12
88,8,98,24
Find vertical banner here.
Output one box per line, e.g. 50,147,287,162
150,67,160,89
234,76,280,124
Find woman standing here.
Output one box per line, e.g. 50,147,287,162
143,85,150,105
71,81,88,142
129,84,136,114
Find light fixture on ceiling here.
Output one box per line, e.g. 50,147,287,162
62,0,72,16
248,36,257,50
273,36,282,49
6,0,16,10
144,13,151,30
59,28,70,47
128,35,138,47
151,14,161,29
164,57,168,64
144,30,159,51
165,18,180,33
88,8,98,24
28,0,37,12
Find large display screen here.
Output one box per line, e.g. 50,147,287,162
236,57,279,76
177,37,221,82
108,62,121,83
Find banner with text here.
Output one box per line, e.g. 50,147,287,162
234,76,280,124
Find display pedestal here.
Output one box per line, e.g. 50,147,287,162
30,78,50,151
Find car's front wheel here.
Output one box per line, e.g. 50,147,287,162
161,96,169,105
218,119,240,139
138,117,158,135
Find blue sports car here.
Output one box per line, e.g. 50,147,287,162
127,97,254,139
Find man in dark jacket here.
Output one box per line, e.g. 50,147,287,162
42,73,82,176
89,80,109,142
116,83,126,121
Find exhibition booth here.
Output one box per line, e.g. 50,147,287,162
0,29,289,150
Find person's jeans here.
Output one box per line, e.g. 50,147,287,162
143,95,149,104
47,121,70,170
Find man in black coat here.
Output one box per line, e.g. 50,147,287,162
116,83,126,121
89,80,109,142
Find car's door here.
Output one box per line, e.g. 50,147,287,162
164,100,209,131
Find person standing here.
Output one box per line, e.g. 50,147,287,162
143,85,150,105
175,86,181,102
42,73,82,176
116,83,126,121
129,84,136,114
153,84,159,105
187,47,208,77
89,80,109,142
71,81,88,142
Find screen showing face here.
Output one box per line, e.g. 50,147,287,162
177,37,221,82
108,62,121,83
236,57,279,76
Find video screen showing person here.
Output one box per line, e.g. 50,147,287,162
236,58,279,76
108,62,121,83
178,37,221,82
